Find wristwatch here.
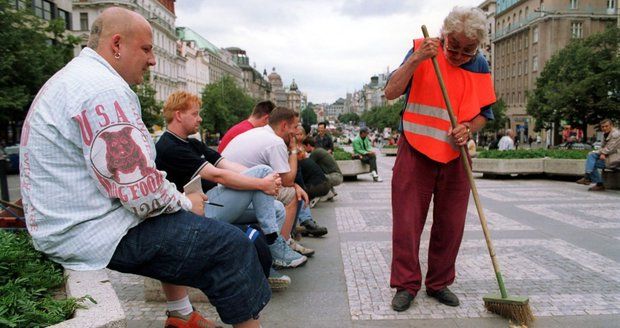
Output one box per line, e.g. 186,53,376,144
290,149,299,155
463,122,472,135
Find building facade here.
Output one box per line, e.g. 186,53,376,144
492,0,617,143
478,0,497,69
227,47,271,100
72,0,184,101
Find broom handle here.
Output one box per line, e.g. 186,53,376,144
421,26,507,299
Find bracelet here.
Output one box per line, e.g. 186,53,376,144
290,149,299,155
463,122,471,135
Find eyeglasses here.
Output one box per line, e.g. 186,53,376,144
443,40,478,58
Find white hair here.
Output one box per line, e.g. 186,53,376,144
440,6,488,44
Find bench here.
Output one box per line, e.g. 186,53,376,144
603,168,620,190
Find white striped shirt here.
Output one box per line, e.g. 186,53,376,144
19,48,191,270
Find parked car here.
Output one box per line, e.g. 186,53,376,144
554,142,593,150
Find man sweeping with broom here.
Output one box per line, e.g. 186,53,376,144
385,6,533,325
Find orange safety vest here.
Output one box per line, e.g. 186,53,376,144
403,38,496,163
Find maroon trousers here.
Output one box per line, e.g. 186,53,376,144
390,139,471,296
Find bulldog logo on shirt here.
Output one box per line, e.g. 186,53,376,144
91,124,155,185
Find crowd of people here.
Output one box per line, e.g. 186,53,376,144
15,4,619,328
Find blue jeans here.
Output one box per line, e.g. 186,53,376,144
108,210,271,324
205,165,282,234
297,200,312,224
585,152,606,184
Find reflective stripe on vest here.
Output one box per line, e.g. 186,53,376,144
402,38,496,163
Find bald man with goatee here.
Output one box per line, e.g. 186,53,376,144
19,7,269,328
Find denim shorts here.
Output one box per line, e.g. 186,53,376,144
107,210,271,324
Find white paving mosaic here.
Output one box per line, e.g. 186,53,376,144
516,203,620,229
336,205,532,233
341,239,620,320
477,187,618,202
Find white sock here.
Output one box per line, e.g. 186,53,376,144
167,295,193,315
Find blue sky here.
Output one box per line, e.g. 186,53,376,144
175,0,484,103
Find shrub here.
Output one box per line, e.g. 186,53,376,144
477,149,588,159
333,147,353,161
0,231,84,327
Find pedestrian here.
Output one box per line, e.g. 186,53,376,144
384,6,495,311
576,119,620,191
19,7,269,327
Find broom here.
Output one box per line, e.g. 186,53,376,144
421,25,534,326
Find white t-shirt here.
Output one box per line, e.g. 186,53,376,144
498,136,515,150
222,125,290,173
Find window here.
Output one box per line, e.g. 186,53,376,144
533,26,539,43
33,0,53,20
570,0,578,9
533,56,539,72
80,12,89,30
12,0,27,10
518,62,522,76
571,22,583,38
525,35,529,48
524,59,529,74
57,9,71,30
608,0,616,9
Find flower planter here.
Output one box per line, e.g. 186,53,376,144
336,160,371,177
472,158,544,175
543,159,585,176
50,269,126,328
381,147,397,156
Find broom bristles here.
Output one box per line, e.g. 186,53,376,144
484,300,535,326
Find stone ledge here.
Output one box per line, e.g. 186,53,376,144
544,159,585,176
472,158,544,175
380,148,397,156
337,160,371,177
603,170,620,190
50,269,126,328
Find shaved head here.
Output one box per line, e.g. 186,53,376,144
87,7,149,50
86,7,156,85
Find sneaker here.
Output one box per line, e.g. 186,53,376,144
576,177,592,185
309,197,320,208
373,175,383,182
300,219,328,237
319,189,336,202
269,236,307,269
287,238,315,257
391,290,415,312
165,308,222,328
268,267,291,291
426,287,460,307
588,185,606,191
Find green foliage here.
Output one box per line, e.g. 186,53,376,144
0,231,83,327
482,98,508,133
131,72,163,131
527,27,620,133
337,112,360,124
0,0,78,139
333,146,353,161
478,149,588,159
360,98,404,131
201,75,254,135
301,105,317,126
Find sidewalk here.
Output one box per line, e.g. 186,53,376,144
6,154,620,327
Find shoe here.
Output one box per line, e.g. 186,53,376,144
309,197,320,208
269,236,307,269
576,177,592,185
426,287,460,307
300,219,328,237
588,185,606,191
319,189,335,202
268,267,291,291
287,238,315,257
373,175,383,182
391,290,415,312
165,308,222,328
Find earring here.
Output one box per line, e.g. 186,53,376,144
114,52,121,59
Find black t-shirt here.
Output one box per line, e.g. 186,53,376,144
299,158,327,187
155,131,222,192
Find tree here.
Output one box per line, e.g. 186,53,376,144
301,105,317,126
0,1,79,144
481,98,508,133
360,98,404,131
527,27,620,138
131,72,163,131
337,112,360,124
201,75,254,135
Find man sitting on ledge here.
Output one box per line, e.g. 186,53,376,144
576,119,620,191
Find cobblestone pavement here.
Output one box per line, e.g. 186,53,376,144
96,154,620,327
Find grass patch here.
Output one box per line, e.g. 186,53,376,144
0,231,84,327
334,147,354,161
478,149,589,159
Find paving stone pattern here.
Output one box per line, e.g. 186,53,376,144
102,154,620,327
